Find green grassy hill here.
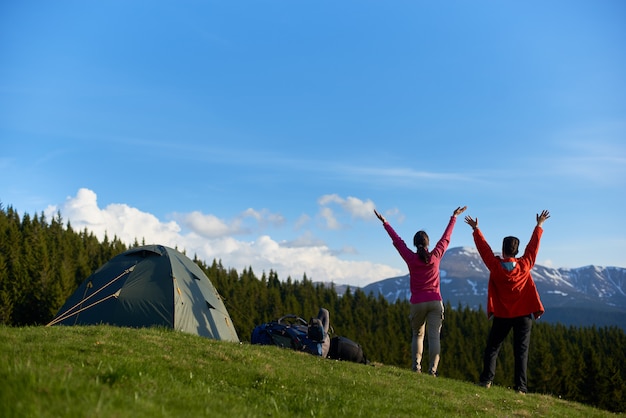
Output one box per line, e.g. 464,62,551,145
0,326,618,418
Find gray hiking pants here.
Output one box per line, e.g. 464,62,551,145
409,300,444,374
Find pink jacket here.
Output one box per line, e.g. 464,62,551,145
384,216,457,304
472,226,545,319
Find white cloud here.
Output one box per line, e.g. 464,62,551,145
47,188,402,287
318,194,376,218
294,213,311,230
178,207,285,239
319,207,340,230
183,211,232,238
240,208,285,228
343,196,376,219
283,231,326,248
46,188,181,244
317,194,379,229
317,194,341,206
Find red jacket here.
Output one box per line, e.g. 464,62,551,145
472,226,545,319
384,216,457,304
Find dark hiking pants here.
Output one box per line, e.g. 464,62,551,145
480,315,533,393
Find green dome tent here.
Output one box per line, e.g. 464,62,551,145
48,245,239,342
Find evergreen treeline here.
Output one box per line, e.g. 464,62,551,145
1,203,624,413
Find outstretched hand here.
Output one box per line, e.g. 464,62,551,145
536,210,550,227
453,206,467,217
374,209,387,224
464,215,478,230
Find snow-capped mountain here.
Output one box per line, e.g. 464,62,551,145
361,247,626,330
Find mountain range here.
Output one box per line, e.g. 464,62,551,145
349,247,626,330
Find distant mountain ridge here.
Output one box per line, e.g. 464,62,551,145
358,247,626,330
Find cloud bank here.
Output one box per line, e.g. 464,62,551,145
45,188,402,287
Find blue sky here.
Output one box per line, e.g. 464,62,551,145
1,1,625,287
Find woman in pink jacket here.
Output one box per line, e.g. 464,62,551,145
464,210,550,394
375,206,467,376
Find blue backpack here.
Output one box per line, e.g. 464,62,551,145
251,315,326,356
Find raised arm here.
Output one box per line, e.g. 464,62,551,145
517,210,550,268
453,206,467,217
430,206,467,259
463,214,501,270
536,210,550,227
464,215,478,230
374,209,415,262
374,209,387,224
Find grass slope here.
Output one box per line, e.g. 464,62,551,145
0,325,617,418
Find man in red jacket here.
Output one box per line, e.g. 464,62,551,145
464,210,550,394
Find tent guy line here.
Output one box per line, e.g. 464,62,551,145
46,266,135,327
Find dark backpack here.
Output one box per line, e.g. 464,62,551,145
307,317,325,342
251,315,324,356
328,336,369,364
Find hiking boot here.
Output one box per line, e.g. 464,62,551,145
428,370,438,377
513,385,526,394
477,381,492,389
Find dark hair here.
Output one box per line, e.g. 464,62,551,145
502,236,520,257
413,231,431,264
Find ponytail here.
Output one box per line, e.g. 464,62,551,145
416,245,431,264
413,230,431,264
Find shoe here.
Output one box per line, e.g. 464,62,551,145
428,370,438,377
477,381,492,389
